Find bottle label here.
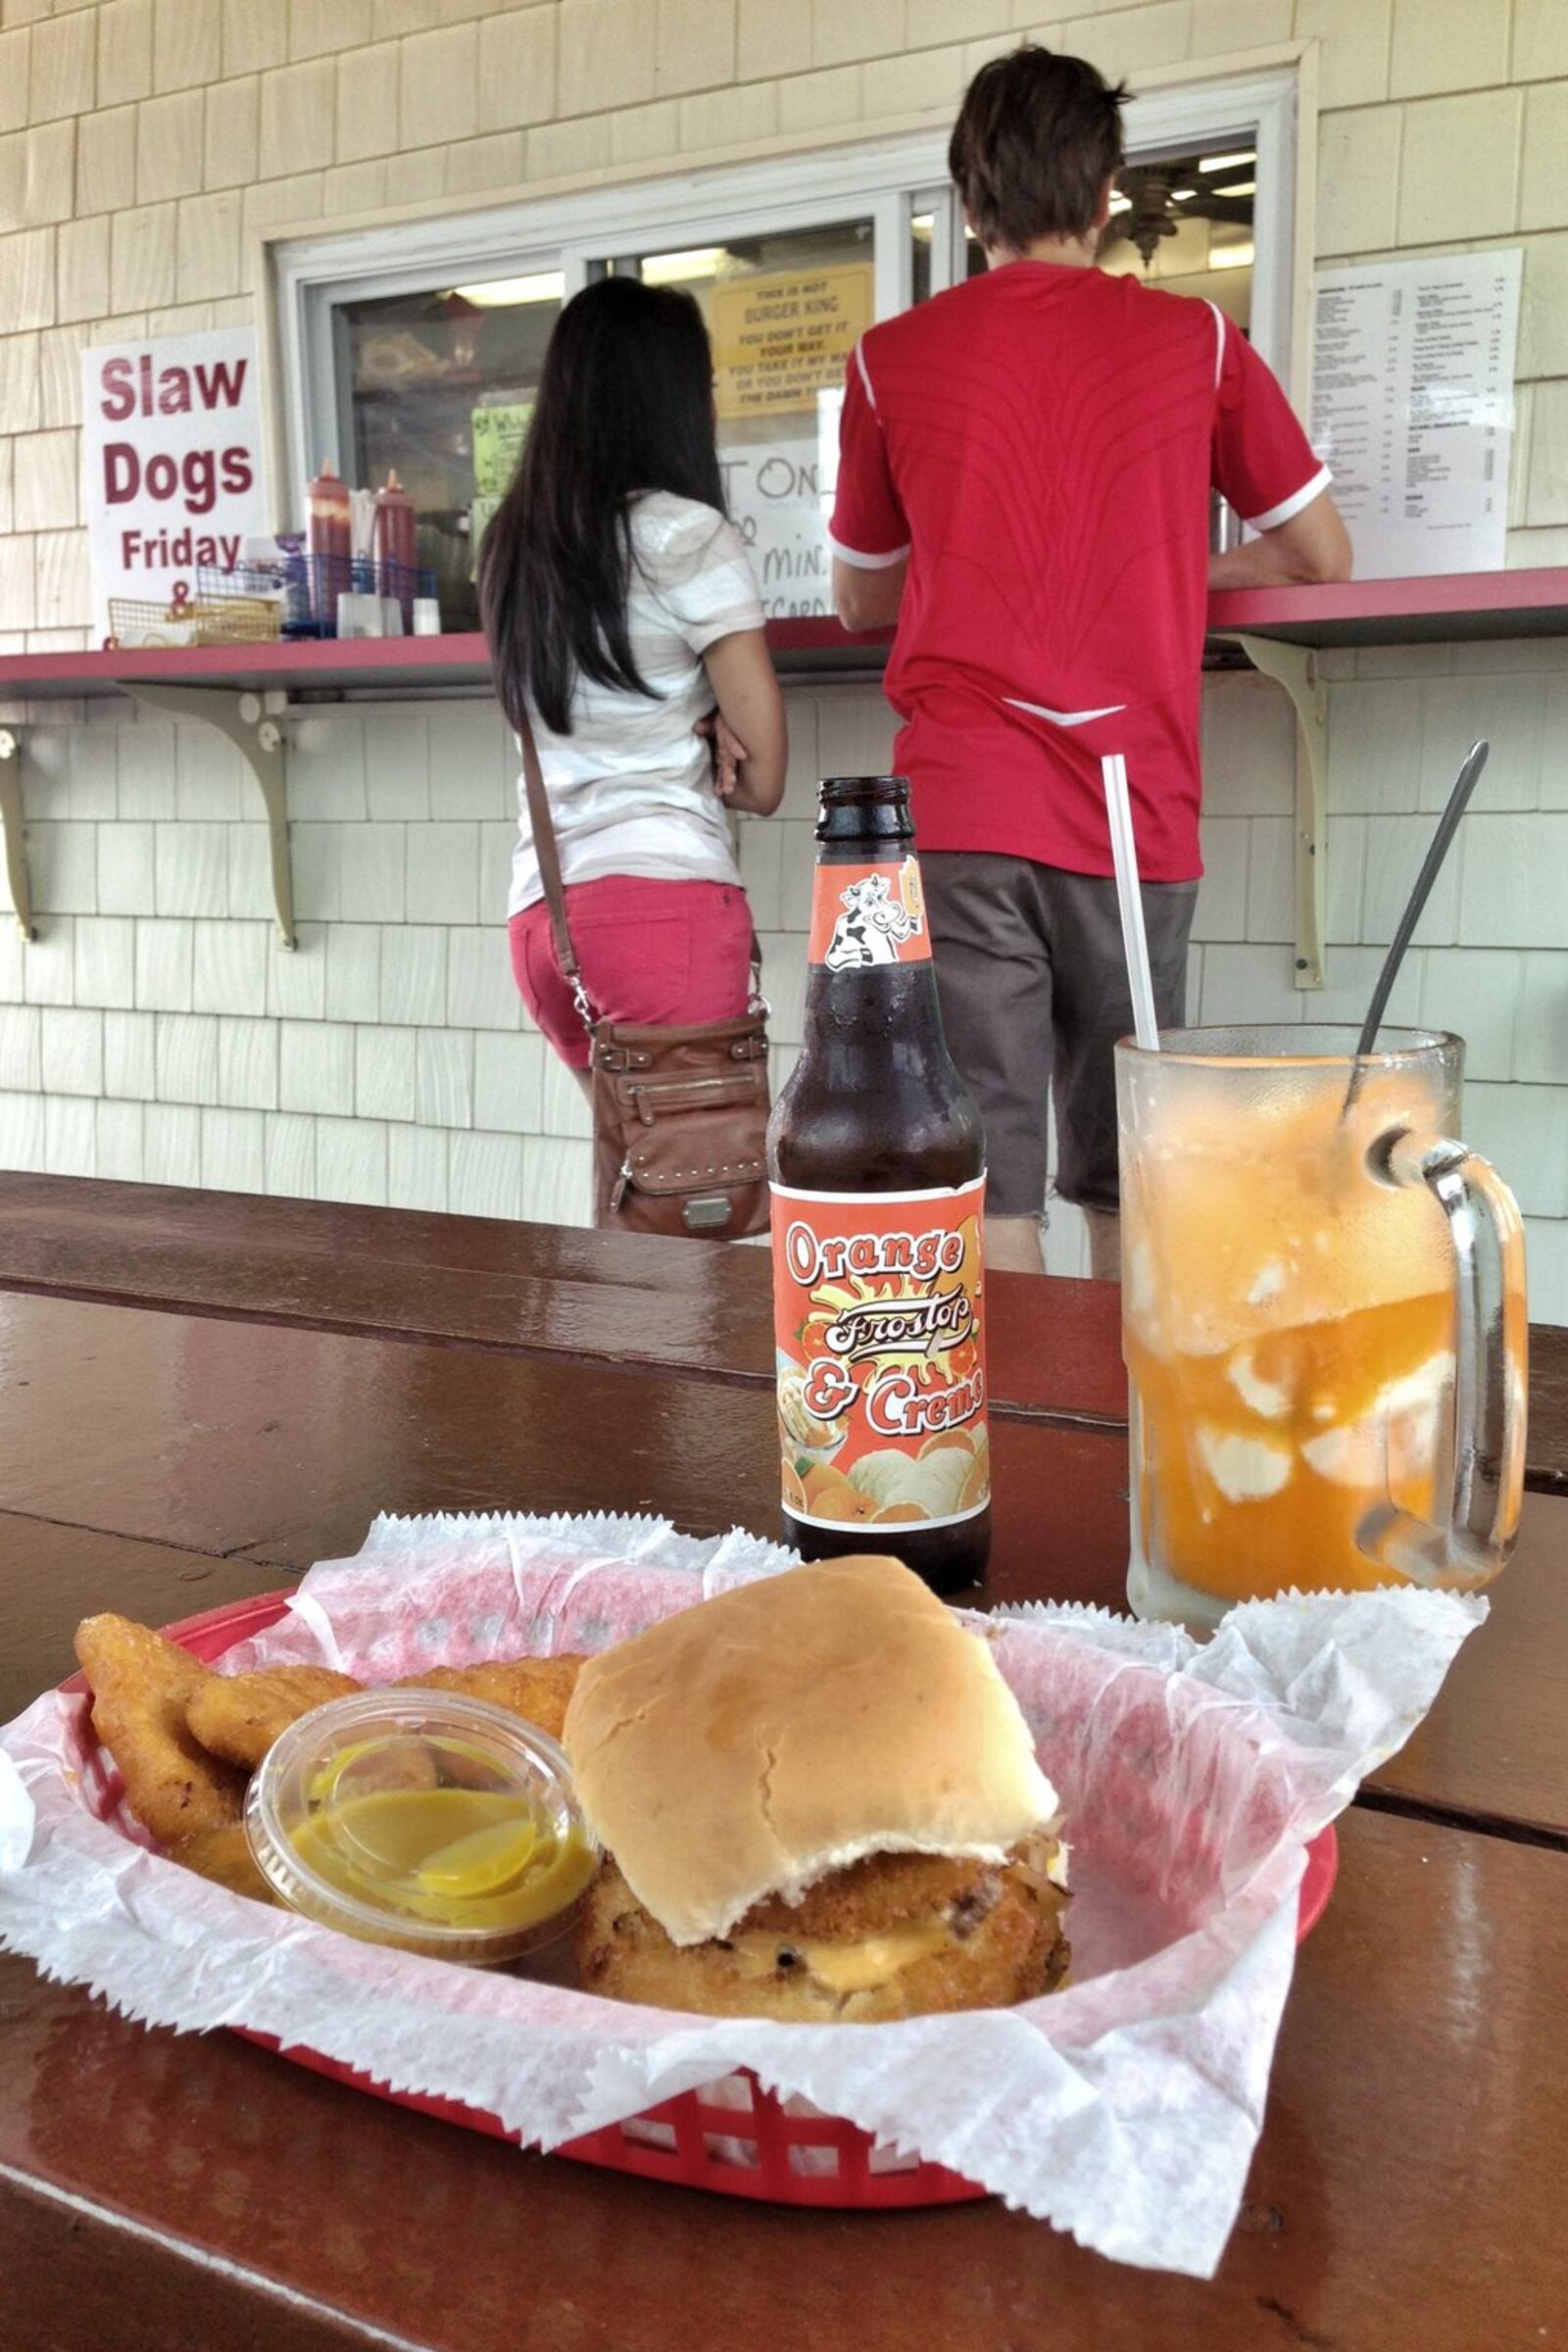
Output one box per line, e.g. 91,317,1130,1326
807,855,932,970
771,1178,989,1531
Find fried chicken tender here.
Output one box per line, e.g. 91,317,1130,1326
74,1614,246,1844
394,1655,585,1741
74,1608,586,1857
576,1841,1071,2023
167,1822,276,1907
185,1664,362,1770
184,1656,583,1770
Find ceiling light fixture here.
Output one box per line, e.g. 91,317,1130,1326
452,272,564,308
642,247,728,285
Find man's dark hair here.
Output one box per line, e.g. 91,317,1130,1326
949,45,1127,252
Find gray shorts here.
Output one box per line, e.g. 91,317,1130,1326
922,854,1197,1219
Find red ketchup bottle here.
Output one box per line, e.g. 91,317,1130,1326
372,470,417,633
306,463,352,633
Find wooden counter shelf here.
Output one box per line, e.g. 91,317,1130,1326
3,566,1564,972
2,568,1566,707
0,618,882,946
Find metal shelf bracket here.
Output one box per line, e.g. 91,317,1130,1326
0,724,36,943
123,683,296,949
1214,631,1328,991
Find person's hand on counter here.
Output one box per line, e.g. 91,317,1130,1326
1208,487,1353,592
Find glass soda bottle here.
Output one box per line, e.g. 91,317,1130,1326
767,775,991,1594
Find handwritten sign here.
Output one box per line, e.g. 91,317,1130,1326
712,383,845,620
80,327,267,643
713,264,872,423
471,402,533,498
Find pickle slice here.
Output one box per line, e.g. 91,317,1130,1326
416,1816,540,1896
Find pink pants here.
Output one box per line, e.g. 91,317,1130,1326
509,876,755,1070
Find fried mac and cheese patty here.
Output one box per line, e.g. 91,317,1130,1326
577,1839,1069,2023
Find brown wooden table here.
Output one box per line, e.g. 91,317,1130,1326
1,1173,1564,1478
0,1180,1563,2348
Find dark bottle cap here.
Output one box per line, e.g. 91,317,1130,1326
815,775,913,844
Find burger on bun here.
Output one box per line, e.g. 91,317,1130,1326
564,1554,1069,2022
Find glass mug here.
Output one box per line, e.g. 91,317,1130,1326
1116,1026,1527,1630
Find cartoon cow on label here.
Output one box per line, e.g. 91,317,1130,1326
823,873,920,971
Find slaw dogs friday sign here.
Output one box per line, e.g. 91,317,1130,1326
80,327,267,643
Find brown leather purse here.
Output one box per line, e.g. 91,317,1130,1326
517,710,771,1240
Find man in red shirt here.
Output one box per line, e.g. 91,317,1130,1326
830,45,1350,1278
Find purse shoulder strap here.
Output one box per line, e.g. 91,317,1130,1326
516,704,595,1031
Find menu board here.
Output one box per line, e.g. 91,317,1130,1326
1311,251,1521,577
712,264,872,423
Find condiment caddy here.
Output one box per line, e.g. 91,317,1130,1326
189,464,440,644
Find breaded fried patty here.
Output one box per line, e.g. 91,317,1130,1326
395,1655,584,1740
577,1840,1070,2022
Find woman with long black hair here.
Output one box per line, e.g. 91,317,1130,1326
479,274,786,1085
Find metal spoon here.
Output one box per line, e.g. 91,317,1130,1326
1342,739,1490,1117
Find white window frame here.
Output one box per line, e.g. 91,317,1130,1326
269,65,1301,532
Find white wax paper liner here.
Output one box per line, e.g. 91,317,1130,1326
0,1510,1485,2278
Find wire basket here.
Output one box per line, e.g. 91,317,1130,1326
61,1589,987,2208
107,591,281,650
200,556,437,640
60,1588,1338,2212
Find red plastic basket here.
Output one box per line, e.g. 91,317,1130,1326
61,1590,1337,2210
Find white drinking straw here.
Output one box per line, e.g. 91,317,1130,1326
1102,752,1161,1051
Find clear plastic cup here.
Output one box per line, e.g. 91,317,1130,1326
245,1689,598,1969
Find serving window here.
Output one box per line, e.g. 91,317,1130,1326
338,269,564,626
271,68,1300,628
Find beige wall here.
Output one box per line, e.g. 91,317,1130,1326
2,0,1566,642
